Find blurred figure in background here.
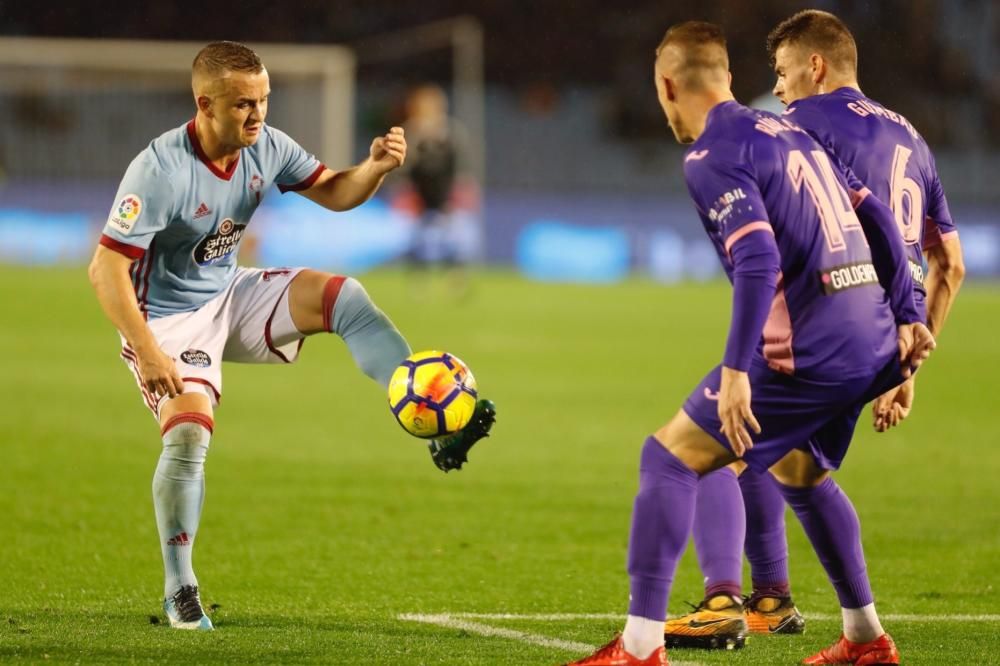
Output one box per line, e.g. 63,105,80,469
400,84,475,295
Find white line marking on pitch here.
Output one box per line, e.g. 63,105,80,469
398,613,705,665
399,614,595,653
400,611,999,664
448,611,1000,623
859,613,1000,622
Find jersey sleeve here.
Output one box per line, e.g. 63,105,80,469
853,189,921,324
922,153,957,248
684,148,773,256
99,153,174,259
829,152,870,202
270,126,326,193
685,150,779,371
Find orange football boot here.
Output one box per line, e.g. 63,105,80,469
744,594,806,634
562,634,668,666
801,633,900,665
663,594,747,649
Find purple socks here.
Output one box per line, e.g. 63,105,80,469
740,468,791,596
693,467,744,599
691,467,790,599
627,436,873,619
778,477,874,608
627,437,699,620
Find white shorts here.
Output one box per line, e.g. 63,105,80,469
120,267,306,417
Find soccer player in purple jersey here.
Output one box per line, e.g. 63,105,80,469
771,10,965,431
88,42,495,631
665,10,964,645
564,22,933,666
667,10,967,661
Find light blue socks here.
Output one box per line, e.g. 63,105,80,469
153,416,211,598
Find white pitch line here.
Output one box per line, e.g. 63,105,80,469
838,613,1000,622
399,614,596,653
400,610,999,665
449,611,1000,623
399,613,706,666
453,612,622,621
453,612,718,621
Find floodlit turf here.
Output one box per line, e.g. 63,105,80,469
1,265,998,664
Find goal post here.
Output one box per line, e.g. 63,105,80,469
0,37,355,182
349,16,486,194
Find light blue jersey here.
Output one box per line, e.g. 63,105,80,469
100,120,324,319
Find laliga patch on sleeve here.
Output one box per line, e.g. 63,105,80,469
105,194,143,234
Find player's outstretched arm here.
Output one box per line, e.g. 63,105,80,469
88,245,183,399
299,127,407,212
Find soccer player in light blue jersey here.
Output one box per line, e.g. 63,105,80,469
88,42,494,630
565,22,934,666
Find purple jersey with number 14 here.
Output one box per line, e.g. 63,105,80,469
683,101,899,380
783,87,957,313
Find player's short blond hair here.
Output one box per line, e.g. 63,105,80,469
655,22,729,91
192,41,263,77
766,10,858,75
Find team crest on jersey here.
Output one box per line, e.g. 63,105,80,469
192,218,247,266
249,174,264,203
106,193,143,234
180,349,212,368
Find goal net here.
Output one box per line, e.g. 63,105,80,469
0,37,355,186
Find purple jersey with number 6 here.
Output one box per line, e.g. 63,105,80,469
783,87,957,310
682,101,899,380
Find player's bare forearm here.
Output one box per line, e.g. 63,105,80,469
88,246,160,355
923,237,965,337
300,127,406,212
302,160,387,212
88,246,183,397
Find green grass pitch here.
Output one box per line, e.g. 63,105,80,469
1,265,998,664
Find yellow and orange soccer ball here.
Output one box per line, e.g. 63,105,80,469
387,351,478,438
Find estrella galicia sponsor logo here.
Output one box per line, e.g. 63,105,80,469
180,349,212,368
819,261,880,295
192,218,246,265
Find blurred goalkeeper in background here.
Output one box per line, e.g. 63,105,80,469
87,41,494,631
400,84,476,295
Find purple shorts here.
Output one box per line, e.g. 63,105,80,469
683,355,905,473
